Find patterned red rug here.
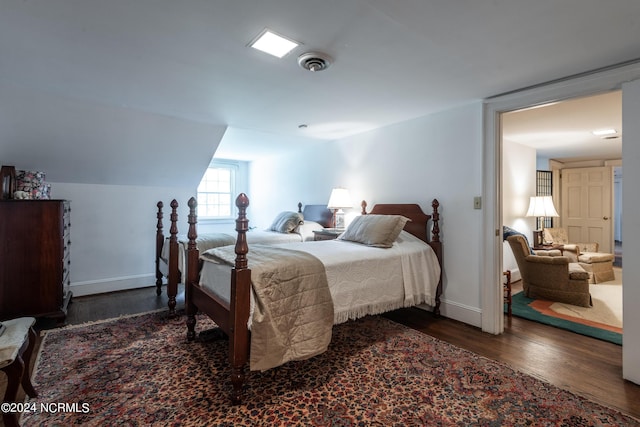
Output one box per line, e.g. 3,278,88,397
22,311,638,426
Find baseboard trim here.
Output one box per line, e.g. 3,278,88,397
437,299,482,328
71,274,155,297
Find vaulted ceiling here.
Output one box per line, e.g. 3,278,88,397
1,1,638,183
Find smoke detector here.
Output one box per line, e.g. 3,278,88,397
297,52,332,72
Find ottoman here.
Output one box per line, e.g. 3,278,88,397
578,252,616,283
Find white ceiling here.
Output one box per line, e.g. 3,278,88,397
502,90,622,162
1,0,639,162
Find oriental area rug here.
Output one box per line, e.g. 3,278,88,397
22,312,637,426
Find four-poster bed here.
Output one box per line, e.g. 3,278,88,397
154,199,333,316
183,193,443,404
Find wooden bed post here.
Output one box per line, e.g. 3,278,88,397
430,199,443,316
229,193,251,405
167,199,179,318
297,202,302,213
186,197,199,341
361,200,367,215
155,201,164,296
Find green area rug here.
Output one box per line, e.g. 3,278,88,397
510,292,623,345
23,311,636,425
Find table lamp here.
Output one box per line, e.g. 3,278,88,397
327,187,352,229
526,195,559,245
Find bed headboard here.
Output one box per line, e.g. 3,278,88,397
368,200,442,291
368,204,429,242
367,200,441,245
302,204,333,228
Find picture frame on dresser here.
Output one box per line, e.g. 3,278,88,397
0,165,16,200
0,199,72,321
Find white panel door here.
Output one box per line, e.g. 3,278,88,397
561,166,612,253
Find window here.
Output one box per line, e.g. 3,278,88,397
536,170,554,229
197,162,237,219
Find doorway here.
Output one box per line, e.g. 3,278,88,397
484,64,640,384
480,60,640,338
500,91,622,338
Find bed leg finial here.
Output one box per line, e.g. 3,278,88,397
230,367,245,405
186,315,196,341
234,193,250,270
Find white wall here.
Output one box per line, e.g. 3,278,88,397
251,102,485,326
622,79,640,383
49,179,249,297
50,182,194,296
502,139,537,281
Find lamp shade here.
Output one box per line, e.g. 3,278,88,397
525,196,559,218
327,188,352,209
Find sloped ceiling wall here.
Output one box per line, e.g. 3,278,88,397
0,83,226,187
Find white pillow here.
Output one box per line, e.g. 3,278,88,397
339,215,410,248
269,211,304,233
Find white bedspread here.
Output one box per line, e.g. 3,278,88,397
278,230,441,323
199,230,441,325
202,245,333,371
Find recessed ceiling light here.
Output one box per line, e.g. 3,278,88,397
592,128,617,136
249,29,299,58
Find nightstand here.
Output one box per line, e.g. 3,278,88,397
313,228,344,241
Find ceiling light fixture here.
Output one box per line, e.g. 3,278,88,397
298,52,332,72
249,29,299,58
592,128,617,136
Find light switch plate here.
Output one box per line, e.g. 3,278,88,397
474,196,482,209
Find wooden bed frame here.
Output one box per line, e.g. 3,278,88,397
155,200,332,317
184,194,442,405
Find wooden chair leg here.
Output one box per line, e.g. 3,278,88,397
1,325,39,427
503,270,512,317
2,409,20,427
20,328,38,398
2,358,24,427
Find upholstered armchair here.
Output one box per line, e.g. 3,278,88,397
507,235,592,307
542,227,615,283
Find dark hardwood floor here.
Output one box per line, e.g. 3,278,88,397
18,283,640,421
385,308,640,419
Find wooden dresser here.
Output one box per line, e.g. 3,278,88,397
0,200,72,321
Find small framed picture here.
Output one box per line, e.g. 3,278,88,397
533,230,543,246
1,165,16,200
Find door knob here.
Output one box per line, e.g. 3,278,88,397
603,216,609,220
